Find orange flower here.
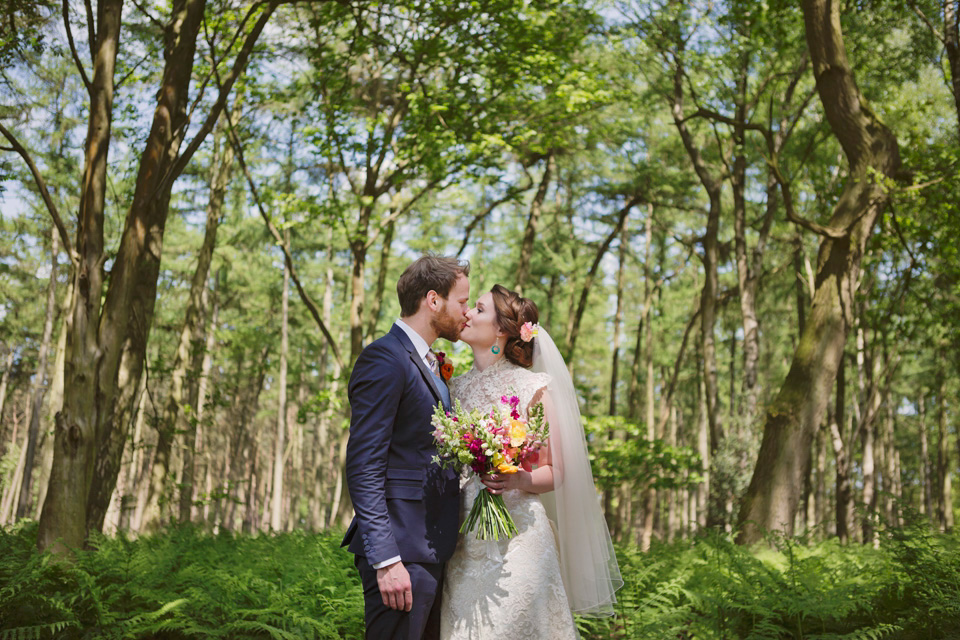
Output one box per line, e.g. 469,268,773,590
497,462,519,474
440,362,454,381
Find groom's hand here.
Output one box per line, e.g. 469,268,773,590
376,561,413,611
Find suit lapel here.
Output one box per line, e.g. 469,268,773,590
389,324,445,408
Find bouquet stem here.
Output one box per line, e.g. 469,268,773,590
461,488,519,540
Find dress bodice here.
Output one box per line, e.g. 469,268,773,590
449,357,551,418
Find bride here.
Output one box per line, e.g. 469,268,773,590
440,284,622,639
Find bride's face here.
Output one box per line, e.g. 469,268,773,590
460,292,503,349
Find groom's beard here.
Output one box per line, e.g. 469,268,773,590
431,303,462,342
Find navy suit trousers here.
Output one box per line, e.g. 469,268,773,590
355,556,444,640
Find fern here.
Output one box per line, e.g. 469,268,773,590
6,519,960,639
0,620,76,640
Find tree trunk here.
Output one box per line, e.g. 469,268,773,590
669,58,724,504
920,393,932,517
667,405,680,542
514,153,554,297
609,221,629,416
736,0,900,544
628,210,655,420
271,230,290,532
366,218,395,341
194,283,219,524
937,363,953,531
349,223,370,363
881,390,897,526
37,0,122,553
130,376,155,532
814,420,827,535
731,58,758,423
830,353,852,543
176,114,235,524
119,373,147,531
862,404,877,544
0,349,13,426
33,279,73,519
944,0,960,139
1,418,28,525
83,0,211,537
16,229,59,519
565,197,638,361
696,352,709,530
39,0,274,552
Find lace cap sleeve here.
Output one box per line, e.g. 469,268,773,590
518,370,552,415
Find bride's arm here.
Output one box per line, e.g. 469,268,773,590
480,390,558,495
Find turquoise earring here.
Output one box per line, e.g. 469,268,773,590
491,344,501,354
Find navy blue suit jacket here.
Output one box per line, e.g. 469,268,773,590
341,324,460,566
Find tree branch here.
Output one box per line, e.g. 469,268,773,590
686,107,774,146
0,122,76,262
770,161,847,239
63,0,92,92
456,178,534,256
152,0,278,201
84,0,96,60
365,175,447,250
129,0,166,31
223,108,346,372
906,0,946,44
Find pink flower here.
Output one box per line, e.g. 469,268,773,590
520,322,538,342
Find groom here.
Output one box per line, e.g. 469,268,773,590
342,255,470,639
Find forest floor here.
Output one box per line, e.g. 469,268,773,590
1,520,959,639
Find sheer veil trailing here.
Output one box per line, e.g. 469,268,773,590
532,327,623,616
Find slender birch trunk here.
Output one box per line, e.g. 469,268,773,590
16,229,59,518
271,230,290,532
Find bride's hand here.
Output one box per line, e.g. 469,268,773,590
480,471,523,495
481,463,555,494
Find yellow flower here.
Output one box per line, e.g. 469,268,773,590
497,462,519,474
492,452,505,467
509,420,527,447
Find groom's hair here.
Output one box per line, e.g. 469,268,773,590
397,254,470,317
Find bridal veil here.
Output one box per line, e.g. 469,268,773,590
532,327,623,616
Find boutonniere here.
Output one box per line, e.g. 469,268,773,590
436,351,454,381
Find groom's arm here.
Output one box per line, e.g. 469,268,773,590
346,343,405,565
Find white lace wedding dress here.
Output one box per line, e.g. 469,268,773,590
440,357,579,640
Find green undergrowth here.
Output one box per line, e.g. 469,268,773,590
0,522,364,639
2,521,960,639
578,524,960,639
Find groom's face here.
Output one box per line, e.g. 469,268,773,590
431,274,470,342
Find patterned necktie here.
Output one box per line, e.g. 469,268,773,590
425,349,440,376
424,349,450,407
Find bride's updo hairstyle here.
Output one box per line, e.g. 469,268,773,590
489,284,539,368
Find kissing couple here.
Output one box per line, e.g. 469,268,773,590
342,255,622,639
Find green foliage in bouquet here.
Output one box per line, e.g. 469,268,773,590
431,396,549,541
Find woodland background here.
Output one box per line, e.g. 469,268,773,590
0,0,959,636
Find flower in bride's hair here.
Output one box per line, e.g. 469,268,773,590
519,322,539,342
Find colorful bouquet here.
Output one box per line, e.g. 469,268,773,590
431,395,549,540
